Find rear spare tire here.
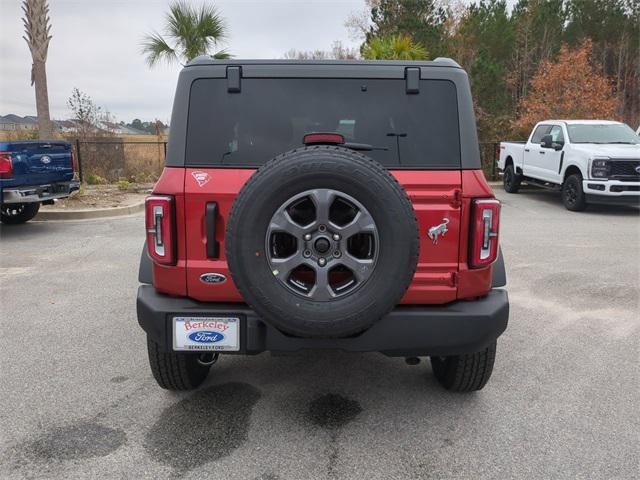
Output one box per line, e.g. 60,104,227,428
226,146,419,338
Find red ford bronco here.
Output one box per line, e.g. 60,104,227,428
137,58,508,393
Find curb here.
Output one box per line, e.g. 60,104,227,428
33,181,503,221
35,200,145,221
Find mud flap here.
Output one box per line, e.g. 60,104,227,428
139,241,152,284
491,247,506,288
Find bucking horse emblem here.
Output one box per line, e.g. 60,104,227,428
427,218,449,245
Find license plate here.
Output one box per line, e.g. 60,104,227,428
173,316,240,351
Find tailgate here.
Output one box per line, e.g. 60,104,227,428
9,142,73,185
183,168,462,305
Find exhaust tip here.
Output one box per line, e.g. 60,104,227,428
197,352,219,367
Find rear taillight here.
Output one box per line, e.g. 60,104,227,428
145,195,176,265
470,198,500,268
0,151,13,179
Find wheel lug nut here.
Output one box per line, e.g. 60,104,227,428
304,233,312,241
318,257,326,267
333,251,341,258
303,250,311,258
332,233,340,241
318,225,326,232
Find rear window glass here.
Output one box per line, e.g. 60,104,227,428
186,78,460,169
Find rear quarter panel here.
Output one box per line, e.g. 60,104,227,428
499,142,526,171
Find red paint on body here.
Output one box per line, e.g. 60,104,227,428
150,167,497,305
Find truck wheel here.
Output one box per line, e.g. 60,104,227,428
0,203,40,225
430,341,496,392
502,165,520,193
226,146,419,338
146,337,213,390
562,174,587,211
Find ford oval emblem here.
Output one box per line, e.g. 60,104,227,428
635,165,640,174
200,273,227,284
40,155,51,164
188,331,225,343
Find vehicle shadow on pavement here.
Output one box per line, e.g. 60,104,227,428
507,187,640,216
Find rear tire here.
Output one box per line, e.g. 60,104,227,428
0,202,40,224
430,341,496,392
502,165,520,193
562,174,587,211
146,337,212,390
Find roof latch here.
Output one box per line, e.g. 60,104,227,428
405,67,420,94
227,66,241,93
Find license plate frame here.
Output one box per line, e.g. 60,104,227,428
172,316,240,352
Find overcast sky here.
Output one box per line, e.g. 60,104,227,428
0,0,366,122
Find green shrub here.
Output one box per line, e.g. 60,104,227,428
132,172,159,184
86,174,107,185
133,172,148,184
116,179,133,190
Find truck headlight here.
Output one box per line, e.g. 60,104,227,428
591,159,611,178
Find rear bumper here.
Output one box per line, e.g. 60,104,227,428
1,180,80,204
137,285,509,357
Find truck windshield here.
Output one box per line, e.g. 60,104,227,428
186,78,461,169
567,124,640,144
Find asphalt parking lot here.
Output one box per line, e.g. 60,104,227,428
1,187,638,480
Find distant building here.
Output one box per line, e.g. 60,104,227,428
98,121,151,136
1,114,168,136
0,114,38,131
53,120,80,134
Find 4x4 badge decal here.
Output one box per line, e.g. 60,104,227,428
192,171,211,187
427,218,449,245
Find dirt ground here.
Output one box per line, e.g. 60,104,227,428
40,184,152,211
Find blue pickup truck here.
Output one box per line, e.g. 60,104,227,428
0,140,80,224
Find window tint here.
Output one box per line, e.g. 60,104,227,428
186,78,460,168
531,125,552,143
549,126,564,143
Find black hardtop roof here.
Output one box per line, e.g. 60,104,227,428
166,55,480,170
185,56,461,69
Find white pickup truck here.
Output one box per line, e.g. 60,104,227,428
498,120,640,210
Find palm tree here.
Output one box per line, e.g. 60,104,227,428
362,34,428,61
22,0,54,139
142,1,230,67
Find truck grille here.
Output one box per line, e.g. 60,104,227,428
609,160,640,180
